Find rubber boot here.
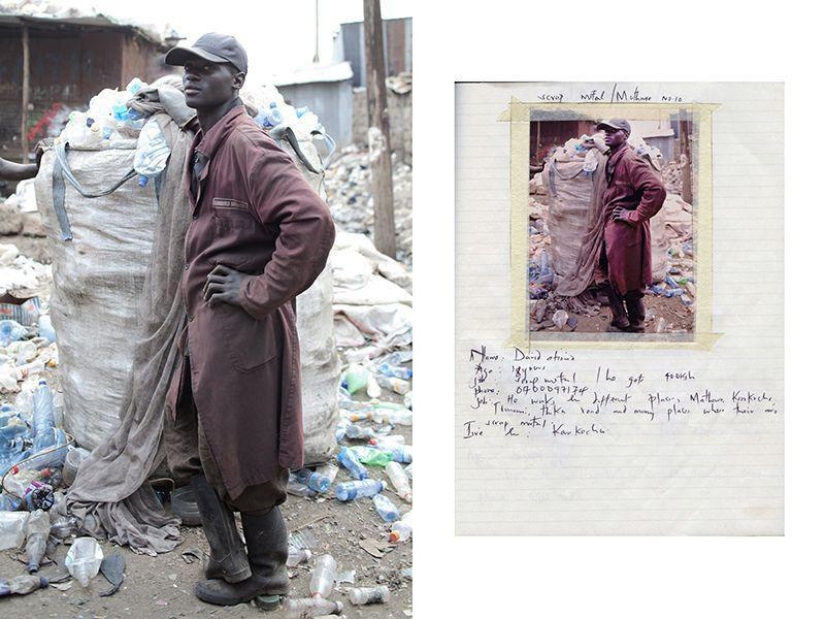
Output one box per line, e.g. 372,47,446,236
195,505,290,606
625,292,646,333
190,475,251,584
605,287,630,332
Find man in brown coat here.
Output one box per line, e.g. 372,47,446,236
163,33,335,606
596,119,666,332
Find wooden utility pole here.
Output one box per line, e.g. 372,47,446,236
679,119,693,204
21,23,31,163
363,0,396,258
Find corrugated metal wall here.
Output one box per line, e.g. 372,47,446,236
277,79,353,148
341,17,412,88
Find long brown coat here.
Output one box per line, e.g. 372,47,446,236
167,106,335,500
601,144,666,295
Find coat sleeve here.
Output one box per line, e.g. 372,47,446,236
236,135,336,320
624,158,666,225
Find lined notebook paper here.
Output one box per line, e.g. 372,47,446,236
455,82,784,536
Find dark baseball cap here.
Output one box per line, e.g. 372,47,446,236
596,118,632,135
165,32,248,74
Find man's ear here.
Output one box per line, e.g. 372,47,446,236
233,71,246,91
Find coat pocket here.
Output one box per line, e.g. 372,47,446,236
217,304,282,373
212,197,259,233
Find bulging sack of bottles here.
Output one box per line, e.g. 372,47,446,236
34,135,159,450
34,83,339,463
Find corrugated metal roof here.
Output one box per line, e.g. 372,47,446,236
0,3,166,46
271,62,354,87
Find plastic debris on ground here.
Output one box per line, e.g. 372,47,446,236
325,145,412,266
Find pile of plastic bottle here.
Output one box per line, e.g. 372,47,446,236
57,78,149,150
288,349,413,540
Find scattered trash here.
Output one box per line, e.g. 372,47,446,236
24,508,50,572
309,554,337,598
388,511,413,543
358,538,394,559
65,537,104,587
372,493,400,522
0,574,49,597
348,584,390,605
336,448,369,480
384,462,412,503
0,511,29,550
334,479,384,502
180,547,207,565
99,552,126,597
282,597,344,618
287,548,312,567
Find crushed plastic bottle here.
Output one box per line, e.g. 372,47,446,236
376,362,412,380
385,461,412,503
65,537,104,587
282,597,344,618
375,374,410,395
342,364,370,395
344,424,377,441
336,448,368,480
372,493,400,522
387,445,413,464
348,584,390,605
334,479,384,502
134,117,171,187
371,408,413,426
309,553,337,598
50,515,80,540
294,461,338,494
25,509,50,572
31,380,55,451
0,574,49,597
286,547,311,567
388,510,413,543
0,320,28,346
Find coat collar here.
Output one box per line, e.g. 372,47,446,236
193,104,248,159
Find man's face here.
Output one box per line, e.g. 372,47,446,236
182,58,243,110
602,127,628,149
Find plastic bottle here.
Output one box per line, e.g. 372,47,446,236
294,461,338,494
134,118,171,187
369,435,406,449
25,509,50,572
376,362,412,380
372,493,400,522
375,374,410,395
0,511,29,550
50,515,80,540
37,316,55,344
387,445,413,464
371,408,413,426
0,574,49,597
388,511,413,543
282,597,344,618
342,364,370,395
336,448,368,480
286,547,311,567
344,424,376,441
349,446,393,468
309,554,337,598
65,537,104,587
334,479,384,502
404,463,413,479
0,320,27,346
31,380,55,446
315,461,339,490
2,467,47,499
0,493,21,511
385,461,412,503
404,390,413,410
348,585,390,605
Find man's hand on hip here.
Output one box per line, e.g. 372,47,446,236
612,206,633,224
204,264,247,308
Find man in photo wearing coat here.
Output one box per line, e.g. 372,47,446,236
596,119,666,332
162,33,335,605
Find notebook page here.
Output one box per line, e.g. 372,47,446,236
455,82,783,536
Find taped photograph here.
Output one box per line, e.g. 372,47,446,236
528,112,696,337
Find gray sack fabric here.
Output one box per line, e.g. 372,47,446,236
64,103,192,555
553,153,608,298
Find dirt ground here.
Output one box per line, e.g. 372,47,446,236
531,293,695,334
1,230,413,617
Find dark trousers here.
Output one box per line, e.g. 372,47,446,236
164,355,288,515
